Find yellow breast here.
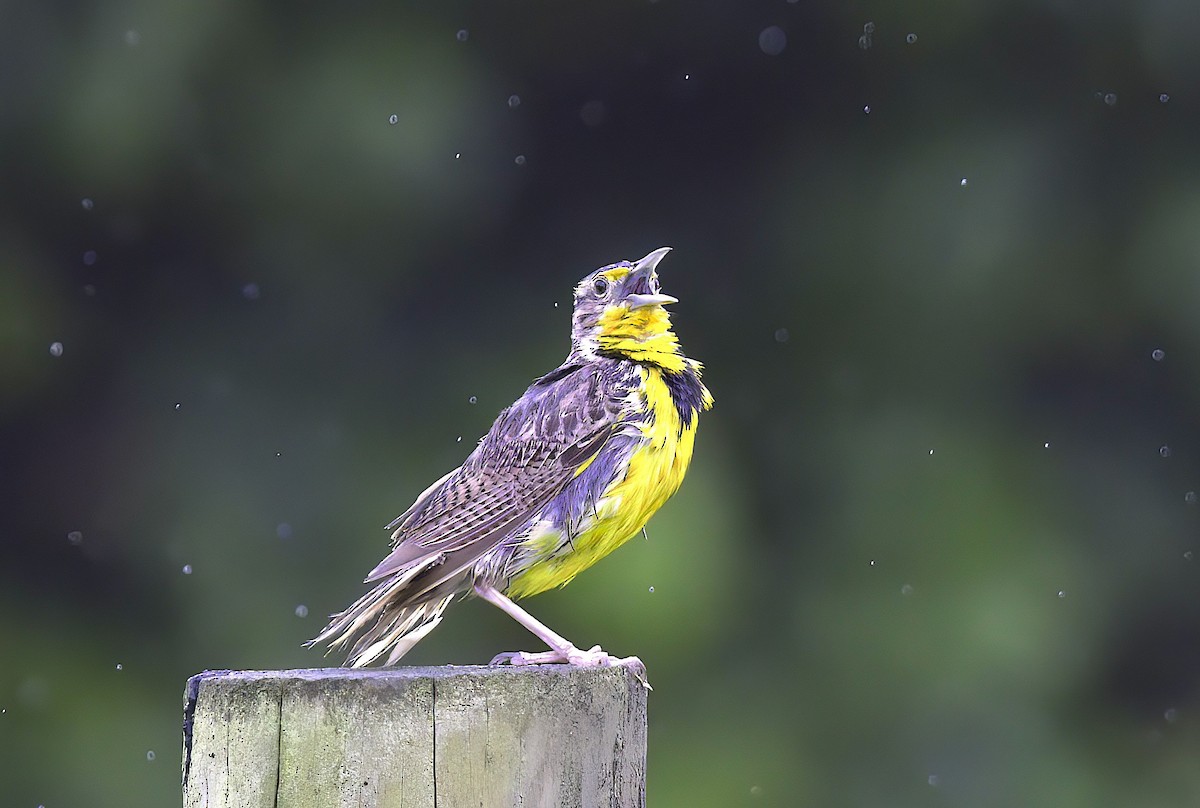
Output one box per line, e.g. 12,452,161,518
506,367,699,598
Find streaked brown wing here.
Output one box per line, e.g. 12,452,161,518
365,412,615,584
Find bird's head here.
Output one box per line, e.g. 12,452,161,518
568,247,686,371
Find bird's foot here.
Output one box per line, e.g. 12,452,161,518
490,645,651,689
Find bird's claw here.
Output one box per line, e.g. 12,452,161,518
489,644,651,689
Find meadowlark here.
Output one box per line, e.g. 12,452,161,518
310,247,712,681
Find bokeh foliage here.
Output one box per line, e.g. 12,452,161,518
3,1,1200,806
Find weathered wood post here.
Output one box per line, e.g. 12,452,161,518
182,666,647,808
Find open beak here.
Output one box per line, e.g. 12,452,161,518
625,247,679,309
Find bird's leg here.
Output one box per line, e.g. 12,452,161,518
474,584,650,687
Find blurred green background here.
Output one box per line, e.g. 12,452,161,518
3,1,1200,805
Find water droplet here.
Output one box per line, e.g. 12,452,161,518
1185,550,1195,561
83,284,97,296
553,301,559,308
906,33,918,44
242,283,261,300
146,750,156,761
1152,348,1165,361
1164,707,1179,723
455,152,461,159
276,522,293,539
960,178,968,187
81,198,94,210
1160,445,1172,458
758,26,787,56
1159,93,1170,104
580,100,606,127
275,451,282,457
115,663,123,671
1044,442,1051,449
858,34,872,50
388,114,398,125
774,328,789,343
174,402,181,411
684,73,691,80
868,559,876,566
83,250,97,266
49,342,64,357
863,105,871,114
648,586,655,593
294,604,309,618
468,395,478,404
456,436,462,442
1057,590,1066,598
863,21,875,34
1186,491,1197,505
456,29,469,42
927,774,940,787
507,94,521,109
182,564,193,575
124,29,141,46
1103,92,1117,106
901,583,914,596
67,531,83,545
928,448,934,455
514,154,526,165
750,785,763,796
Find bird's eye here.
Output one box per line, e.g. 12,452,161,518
592,277,609,297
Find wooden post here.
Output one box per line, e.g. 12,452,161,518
182,666,647,808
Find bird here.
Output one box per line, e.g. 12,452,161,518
309,247,713,683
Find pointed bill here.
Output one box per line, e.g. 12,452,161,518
626,247,676,308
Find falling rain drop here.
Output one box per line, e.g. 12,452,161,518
146,750,156,761
863,105,872,114
507,94,521,109
684,73,690,80
1186,491,1197,505
960,178,968,187
242,283,261,300
1159,93,1170,104
1152,348,1165,361
49,342,64,357
869,559,876,566
906,33,918,44
1103,93,1117,106
901,584,914,596
927,774,940,787
456,29,469,42
67,531,83,545
295,605,309,618
774,328,790,343
81,197,94,210
469,396,478,404
928,448,935,455
456,436,462,442
1044,442,1051,449
174,402,181,411
1164,707,1179,723
514,155,526,165
758,26,787,56
388,114,398,125
1185,550,1195,561
116,663,123,671
182,564,193,575
455,153,461,159
648,586,655,593
83,250,97,266
1160,445,1172,458
1057,590,1066,599
276,523,293,539
124,29,141,46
